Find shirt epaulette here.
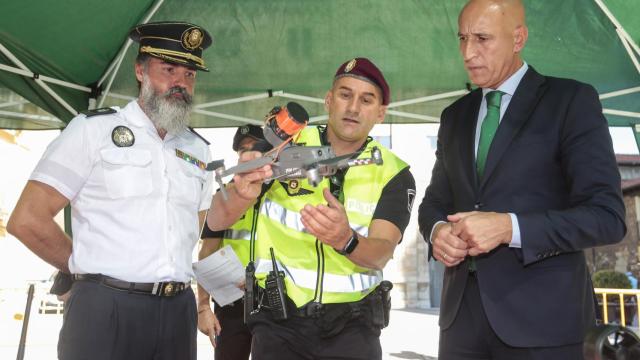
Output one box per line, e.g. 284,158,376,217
188,127,210,145
81,107,117,118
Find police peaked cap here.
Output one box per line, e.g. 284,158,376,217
129,21,212,72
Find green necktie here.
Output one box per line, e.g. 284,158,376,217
469,91,503,272
476,90,504,179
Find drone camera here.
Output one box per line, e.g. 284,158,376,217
263,102,309,147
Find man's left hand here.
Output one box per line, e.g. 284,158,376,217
300,188,352,251
447,211,512,256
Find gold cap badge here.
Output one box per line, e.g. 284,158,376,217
181,27,203,50
344,59,357,73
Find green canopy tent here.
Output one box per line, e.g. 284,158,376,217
0,0,639,144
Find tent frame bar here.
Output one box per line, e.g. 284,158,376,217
600,86,640,100
0,64,91,93
196,91,283,108
0,99,29,109
0,109,62,122
388,89,469,108
0,43,78,116
594,0,640,58
603,109,640,119
97,0,165,109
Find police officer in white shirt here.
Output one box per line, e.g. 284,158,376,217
8,22,214,360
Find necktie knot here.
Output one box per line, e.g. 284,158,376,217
486,90,504,109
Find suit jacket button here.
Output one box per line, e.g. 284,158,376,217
474,203,482,210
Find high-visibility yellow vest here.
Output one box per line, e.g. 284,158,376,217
253,126,409,307
221,202,259,266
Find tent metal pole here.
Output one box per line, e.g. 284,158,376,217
600,86,640,100
387,110,440,122
0,109,62,122
194,109,263,125
276,92,325,104
0,63,90,93
309,115,329,124
97,46,129,108
106,92,135,101
388,89,468,108
97,0,165,108
0,43,78,116
196,91,283,109
97,0,165,88
603,109,640,119
0,99,29,108
616,29,640,75
594,0,640,57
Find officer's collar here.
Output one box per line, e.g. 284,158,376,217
319,125,372,154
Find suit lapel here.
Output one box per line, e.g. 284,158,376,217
458,90,482,192
480,68,547,189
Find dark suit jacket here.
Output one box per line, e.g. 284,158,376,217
418,67,626,347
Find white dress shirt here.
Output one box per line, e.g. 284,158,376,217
31,100,213,282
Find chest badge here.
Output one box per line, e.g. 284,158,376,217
175,148,206,170
111,126,135,147
280,180,313,197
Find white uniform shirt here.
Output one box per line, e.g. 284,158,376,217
30,100,213,282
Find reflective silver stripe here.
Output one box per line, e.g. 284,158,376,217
224,229,251,241
261,198,307,233
255,259,381,293
261,198,369,237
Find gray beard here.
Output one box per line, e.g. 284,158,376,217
139,78,193,135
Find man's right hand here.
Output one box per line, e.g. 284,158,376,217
431,222,468,267
232,151,272,201
197,307,221,347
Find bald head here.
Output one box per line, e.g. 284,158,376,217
457,0,528,88
460,0,526,30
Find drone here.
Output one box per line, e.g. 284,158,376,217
206,101,383,199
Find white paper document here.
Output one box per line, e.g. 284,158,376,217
192,245,245,306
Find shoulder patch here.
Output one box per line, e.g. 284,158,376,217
188,127,211,145
82,107,117,118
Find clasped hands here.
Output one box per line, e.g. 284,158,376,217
432,211,512,267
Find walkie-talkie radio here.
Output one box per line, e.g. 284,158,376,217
265,247,288,320
244,261,257,324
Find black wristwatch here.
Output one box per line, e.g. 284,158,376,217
337,229,359,255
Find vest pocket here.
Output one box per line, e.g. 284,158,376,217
100,148,152,199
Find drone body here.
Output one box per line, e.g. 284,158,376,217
205,102,383,198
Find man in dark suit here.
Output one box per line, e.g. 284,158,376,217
418,0,626,359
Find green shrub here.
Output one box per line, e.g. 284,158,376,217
593,270,632,289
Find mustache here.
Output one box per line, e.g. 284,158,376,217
163,86,192,104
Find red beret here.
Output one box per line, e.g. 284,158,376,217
334,57,390,105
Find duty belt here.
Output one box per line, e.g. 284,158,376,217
74,274,189,297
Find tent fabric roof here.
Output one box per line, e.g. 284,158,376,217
0,0,639,136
